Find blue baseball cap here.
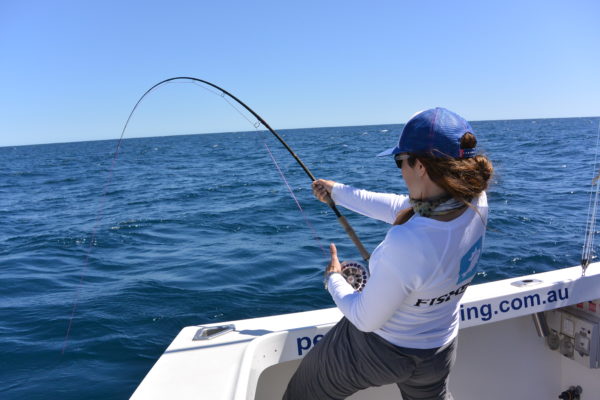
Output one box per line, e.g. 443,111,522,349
378,107,476,158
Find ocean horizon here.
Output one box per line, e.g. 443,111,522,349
3,115,598,149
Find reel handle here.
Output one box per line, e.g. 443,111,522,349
340,260,370,292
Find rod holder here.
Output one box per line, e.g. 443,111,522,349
532,312,550,337
193,324,235,341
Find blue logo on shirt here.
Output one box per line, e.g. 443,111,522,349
457,237,483,284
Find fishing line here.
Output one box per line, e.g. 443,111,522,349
259,134,370,292
261,139,329,258
186,80,329,256
186,79,333,258
62,132,125,354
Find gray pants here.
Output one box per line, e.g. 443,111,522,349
283,318,456,400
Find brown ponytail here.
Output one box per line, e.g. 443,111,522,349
394,133,494,225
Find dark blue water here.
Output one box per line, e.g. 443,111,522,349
1,117,599,398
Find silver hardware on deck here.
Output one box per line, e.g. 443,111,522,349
193,324,235,341
511,278,542,287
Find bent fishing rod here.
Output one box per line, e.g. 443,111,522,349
121,77,370,262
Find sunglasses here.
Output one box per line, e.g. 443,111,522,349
394,154,410,169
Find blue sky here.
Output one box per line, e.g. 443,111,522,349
1,0,599,146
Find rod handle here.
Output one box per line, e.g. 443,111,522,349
322,192,371,262
336,215,371,262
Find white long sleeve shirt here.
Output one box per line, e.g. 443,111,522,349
327,183,488,349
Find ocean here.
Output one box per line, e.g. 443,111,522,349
1,117,599,399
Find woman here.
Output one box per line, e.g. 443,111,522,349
283,107,493,400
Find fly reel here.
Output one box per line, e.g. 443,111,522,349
341,260,369,291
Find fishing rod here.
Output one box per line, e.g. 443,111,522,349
581,119,600,276
61,78,371,353
582,174,599,276
121,77,370,262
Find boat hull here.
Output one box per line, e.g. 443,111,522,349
132,263,600,399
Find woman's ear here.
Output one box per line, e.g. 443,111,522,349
414,159,427,178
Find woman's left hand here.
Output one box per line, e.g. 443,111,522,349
326,243,342,274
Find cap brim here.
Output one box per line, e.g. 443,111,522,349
377,146,400,157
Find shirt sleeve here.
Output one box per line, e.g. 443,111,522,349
331,183,410,224
327,227,420,332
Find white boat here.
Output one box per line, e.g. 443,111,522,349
131,263,600,399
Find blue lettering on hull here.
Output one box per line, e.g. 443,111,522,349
296,334,325,356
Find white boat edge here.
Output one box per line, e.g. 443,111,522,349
131,262,600,399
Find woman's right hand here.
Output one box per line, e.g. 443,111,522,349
312,179,336,203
